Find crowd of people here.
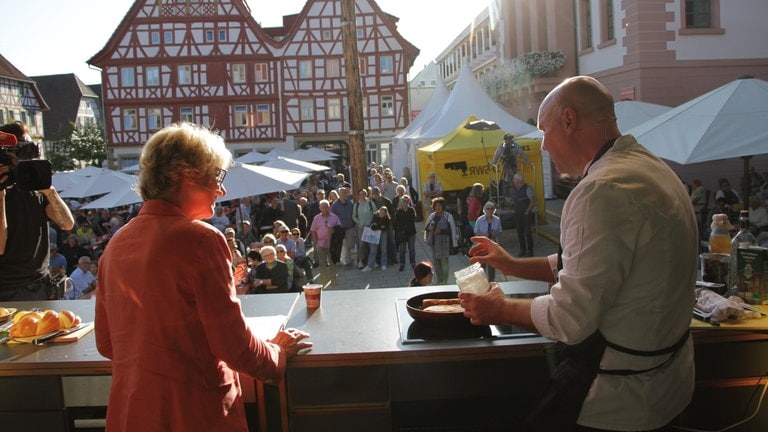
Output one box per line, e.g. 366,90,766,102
690,172,768,247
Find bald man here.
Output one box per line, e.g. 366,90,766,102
461,76,697,431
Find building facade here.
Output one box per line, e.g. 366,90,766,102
0,54,48,141
428,0,768,128
88,0,417,170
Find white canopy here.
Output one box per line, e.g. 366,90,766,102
401,64,535,145
627,76,768,164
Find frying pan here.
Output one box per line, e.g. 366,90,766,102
406,291,470,325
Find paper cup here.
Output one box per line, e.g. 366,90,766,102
303,284,323,309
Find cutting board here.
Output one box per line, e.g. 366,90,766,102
690,306,768,330
53,322,94,342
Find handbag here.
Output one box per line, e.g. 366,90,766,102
361,226,381,244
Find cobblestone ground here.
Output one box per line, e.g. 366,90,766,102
315,200,563,290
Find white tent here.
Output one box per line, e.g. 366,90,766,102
392,64,535,193
403,64,535,145
520,100,672,139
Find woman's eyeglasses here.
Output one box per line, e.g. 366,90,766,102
214,168,227,188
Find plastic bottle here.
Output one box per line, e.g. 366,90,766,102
708,214,732,254
730,210,758,295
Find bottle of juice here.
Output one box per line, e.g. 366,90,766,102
708,214,732,254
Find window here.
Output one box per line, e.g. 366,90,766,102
256,104,270,125
151,32,160,44
602,0,615,42
299,60,313,79
381,96,394,116
148,108,162,130
380,55,393,74
255,63,269,82
164,30,173,44
234,105,248,127
205,30,215,42
232,64,246,83
327,98,341,120
322,30,332,40
357,29,364,39
121,67,135,87
180,107,194,123
123,109,137,130
146,66,160,86
178,65,192,85
300,99,314,121
326,58,340,77
681,0,722,34
578,0,593,50
359,57,367,76
219,30,227,41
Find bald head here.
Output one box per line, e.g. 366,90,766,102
541,76,616,125
537,76,621,177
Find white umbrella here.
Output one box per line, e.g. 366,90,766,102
52,172,85,192
81,183,142,209
59,170,138,199
628,76,768,164
71,166,111,177
120,163,141,173
519,100,671,140
263,149,292,159
218,163,308,201
262,156,330,172
287,148,339,162
234,151,271,164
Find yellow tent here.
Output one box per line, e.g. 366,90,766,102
417,115,545,219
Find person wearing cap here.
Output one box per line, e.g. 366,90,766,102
237,219,257,249
473,201,502,282
0,123,75,300
492,133,530,199
276,224,297,259
409,261,433,287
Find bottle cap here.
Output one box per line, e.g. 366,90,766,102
711,213,733,231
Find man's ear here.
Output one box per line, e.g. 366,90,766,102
563,107,577,132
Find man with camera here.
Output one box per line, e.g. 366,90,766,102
0,124,74,301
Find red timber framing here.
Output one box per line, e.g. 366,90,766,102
88,0,418,162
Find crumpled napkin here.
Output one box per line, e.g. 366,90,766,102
695,288,762,322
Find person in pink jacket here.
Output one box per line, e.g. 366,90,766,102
95,123,311,431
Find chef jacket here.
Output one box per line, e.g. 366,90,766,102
532,135,697,430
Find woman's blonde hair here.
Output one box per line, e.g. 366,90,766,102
138,123,231,200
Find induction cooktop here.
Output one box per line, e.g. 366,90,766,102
395,298,537,344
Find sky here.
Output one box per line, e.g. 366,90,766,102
1,0,490,85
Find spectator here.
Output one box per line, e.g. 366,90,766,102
511,174,535,257
424,197,458,285
330,186,355,267
422,172,443,216
474,201,503,282
409,261,434,287
68,255,96,300
353,188,377,269
361,206,390,272
393,194,417,271
309,199,341,287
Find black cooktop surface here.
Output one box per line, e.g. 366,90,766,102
395,298,536,344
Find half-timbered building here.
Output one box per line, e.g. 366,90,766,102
0,54,48,141
88,0,417,170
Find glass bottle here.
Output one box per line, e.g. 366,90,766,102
729,210,758,293
708,214,732,254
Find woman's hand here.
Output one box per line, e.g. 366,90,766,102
269,328,313,357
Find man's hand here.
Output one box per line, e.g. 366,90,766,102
459,284,508,325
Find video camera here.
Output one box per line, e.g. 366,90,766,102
0,131,52,191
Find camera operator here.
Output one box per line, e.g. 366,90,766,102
0,123,74,301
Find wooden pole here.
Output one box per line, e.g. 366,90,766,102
340,0,366,193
